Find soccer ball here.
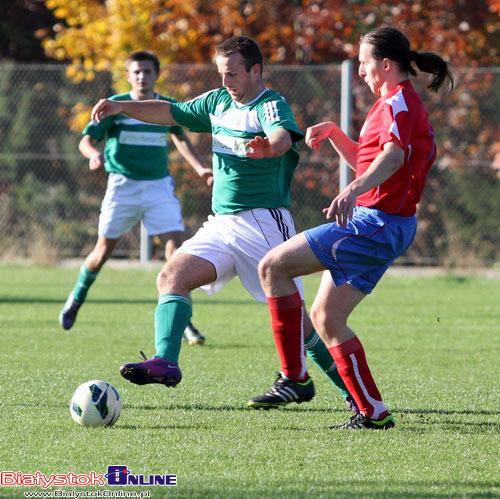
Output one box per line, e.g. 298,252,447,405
69,380,122,427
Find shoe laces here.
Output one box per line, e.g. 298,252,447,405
343,411,366,427
264,373,285,394
139,350,148,361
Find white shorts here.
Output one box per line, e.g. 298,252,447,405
176,207,304,302
98,173,185,239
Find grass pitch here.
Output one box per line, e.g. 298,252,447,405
0,263,499,498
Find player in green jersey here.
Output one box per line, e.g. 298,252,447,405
59,50,212,346
90,37,357,412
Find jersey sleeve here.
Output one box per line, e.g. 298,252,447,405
81,116,113,141
170,90,216,134
379,94,413,150
82,93,124,141
257,96,304,143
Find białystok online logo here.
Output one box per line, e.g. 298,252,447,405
105,466,176,486
0,466,176,488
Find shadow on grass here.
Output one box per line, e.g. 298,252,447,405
399,418,500,431
124,403,500,417
3,402,69,409
0,297,155,305
0,297,260,306
395,408,500,416
173,480,499,498
117,423,213,431
2,401,339,415
400,423,500,434
125,402,338,414
10,401,498,417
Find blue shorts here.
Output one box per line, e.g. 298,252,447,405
304,206,417,294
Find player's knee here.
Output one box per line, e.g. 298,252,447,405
310,302,344,337
258,252,278,284
310,302,326,332
156,260,190,293
156,264,175,291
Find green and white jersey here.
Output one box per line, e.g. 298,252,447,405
82,92,184,180
170,87,304,214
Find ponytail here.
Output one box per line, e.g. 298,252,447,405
411,51,454,92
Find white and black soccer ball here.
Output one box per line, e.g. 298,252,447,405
69,380,122,427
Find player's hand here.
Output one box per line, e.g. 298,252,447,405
89,153,104,172
245,136,274,159
199,168,214,186
323,186,357,227
305,122,336,151
91,99,122,123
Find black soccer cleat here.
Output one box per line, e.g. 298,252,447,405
248,372,315,409
330,411,395,430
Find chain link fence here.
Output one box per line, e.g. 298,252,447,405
0,63,499,266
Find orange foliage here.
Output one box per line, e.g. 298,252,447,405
43,0,500,84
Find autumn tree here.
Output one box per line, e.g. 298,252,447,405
43,0,500,79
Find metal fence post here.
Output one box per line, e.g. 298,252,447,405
339,59,353,190
140,221,152,263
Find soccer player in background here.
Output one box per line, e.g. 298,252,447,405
59,50,212,346
253,26,454,428
90,36,358,412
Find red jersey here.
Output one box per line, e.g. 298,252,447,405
355,80,436,216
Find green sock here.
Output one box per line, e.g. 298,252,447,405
72,264,99,303
155,293,192,363
305,329,350,400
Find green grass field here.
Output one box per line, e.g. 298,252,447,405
0,263,499,498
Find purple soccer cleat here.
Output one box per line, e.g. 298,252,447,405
345,396,359,414
120,351,182,387
59,292,82,330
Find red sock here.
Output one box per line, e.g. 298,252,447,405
328,337,388,420
267,293,308,382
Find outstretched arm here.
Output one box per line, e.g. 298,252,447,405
306,121,359,170
91,98,177,126
245,128,293,159
171,133,213,186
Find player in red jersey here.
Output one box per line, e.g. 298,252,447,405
250,26,454,428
